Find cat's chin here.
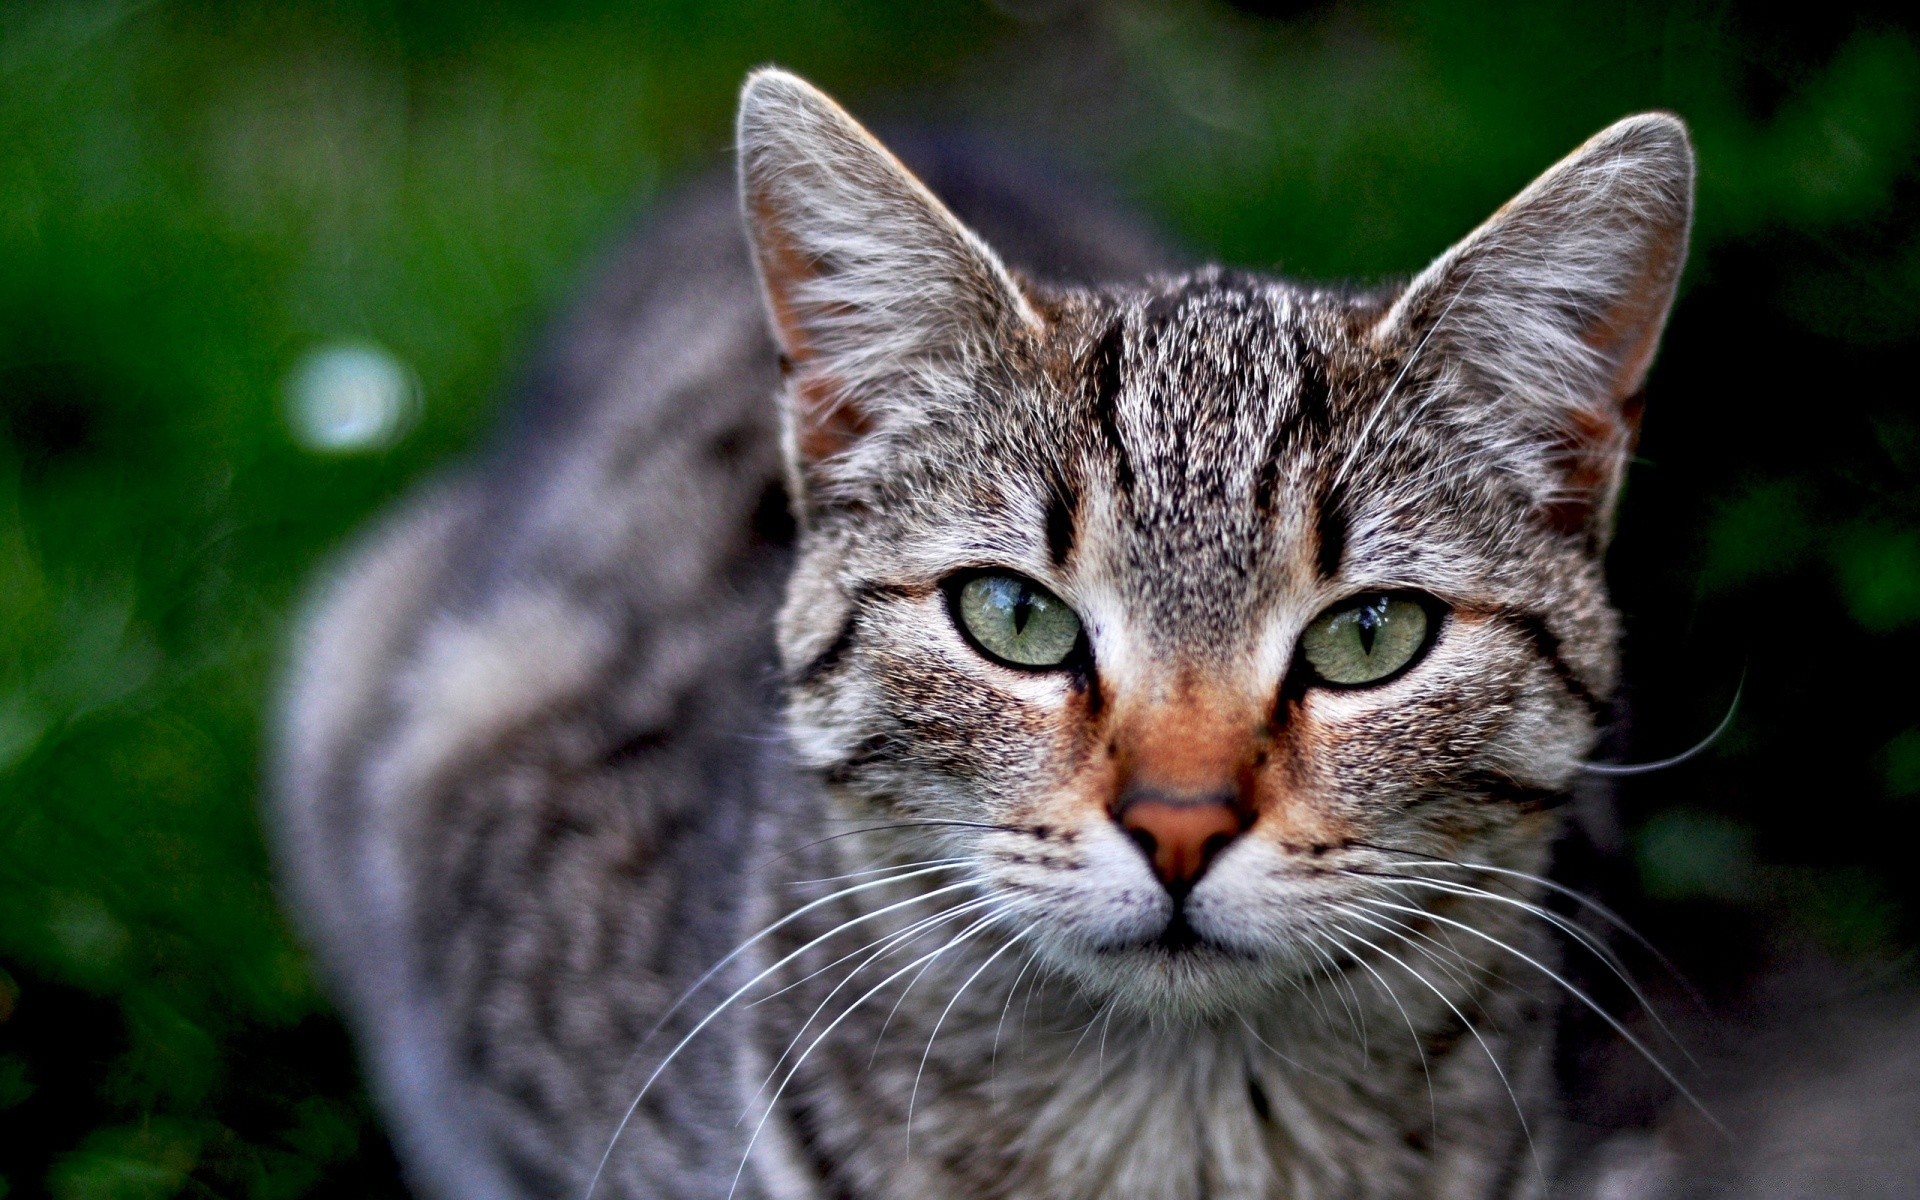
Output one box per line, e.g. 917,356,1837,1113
1035,926,1313,1021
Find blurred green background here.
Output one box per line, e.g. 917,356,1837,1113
2,0,1917,1194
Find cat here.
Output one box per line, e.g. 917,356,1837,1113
270,67,1696,1199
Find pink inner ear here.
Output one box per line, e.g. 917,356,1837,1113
750,191,822,369
792,373,871,463
750,193,873,464
1549,223,1686,536
1543,404,1637,537
1582,220,1690,401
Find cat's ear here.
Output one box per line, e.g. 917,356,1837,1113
736,68,1042,496
1378,113,1694,540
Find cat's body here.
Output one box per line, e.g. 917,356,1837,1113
273,72,1696,1199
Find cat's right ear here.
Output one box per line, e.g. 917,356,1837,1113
736,68,1042,506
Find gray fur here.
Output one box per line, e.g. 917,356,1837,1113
271,69,1696,1199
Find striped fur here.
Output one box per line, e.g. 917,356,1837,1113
271,69,1693,1199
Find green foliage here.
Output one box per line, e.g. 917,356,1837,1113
1885,729,1920,797
1637,809,1757,903
2,0,1916,1193
0,0,1007,1190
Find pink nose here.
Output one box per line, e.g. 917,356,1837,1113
1116,794,1247,895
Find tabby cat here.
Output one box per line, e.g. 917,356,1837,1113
271,68,1695,1199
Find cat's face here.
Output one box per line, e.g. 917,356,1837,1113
739,71,1691,1016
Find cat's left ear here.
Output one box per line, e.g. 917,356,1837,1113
736,68,1043,507
1379,114,1694,541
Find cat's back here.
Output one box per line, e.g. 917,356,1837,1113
269,139,1171,1199
270,169,794,1197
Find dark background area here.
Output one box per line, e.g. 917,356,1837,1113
2,0,1917,1194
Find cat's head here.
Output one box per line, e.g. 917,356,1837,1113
738,69,1692,1017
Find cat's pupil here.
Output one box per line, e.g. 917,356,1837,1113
1012,588,1033,635
1356,601,1381,655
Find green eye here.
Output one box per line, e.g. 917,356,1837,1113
954,573,1083,668
1299,594,1433,687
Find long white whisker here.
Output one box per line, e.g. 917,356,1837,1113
1278,934,1345,1037
1357,881,1560,1009
907,923,1028,1154
1236,1014,1335,1084
1353,871,1695,1064
1355,902,1551,1032
1095,1001,1117,1092
1018,951,1049,1049
1335,902,1484,997
753,896,998,1099
582,870,976,1200
1062,998,1111,1066
737,897,995,1119
783,857,971,888
862,898,1007,1067
748,893,992,1012
1316,916,1439,1138
1302,928,1369,1061
1581,675,1743,776
1326,916,1545,1192
1352,846,1704,1007
726,913,1003,1200
990,946,1040,1094
757,819,1009,872
1357,896,1724,1134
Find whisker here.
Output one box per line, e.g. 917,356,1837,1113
907,923,1029,1154
751,897,997,1097
1358,872,1605,989
1301,928,1369,1060
990,946,1041,1096
726,913,1004,1200
1322,915,1546,1193
1344,899,1550,1036
1355,895,1724,1134
1333,901,1483,999
636,864,969,1041
783,857,971,889
1236,1014,1334,1083
1062,997,1112,1067
1095,1001,1117,1093
755,819,1015,872
1348,870,1695,1064
1581,673,1743,776
1018,950,1050,1049
863,898,1005,1066
581,869,975,1200
1345,840,1704,1007
1275,931,1346,1037
749,892,992,1011
1315,914,1439,1142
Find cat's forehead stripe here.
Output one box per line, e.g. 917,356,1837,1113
1048,276,1356,647
1314,479,1348,580
1083,321,1133,495
1081,278,1342,528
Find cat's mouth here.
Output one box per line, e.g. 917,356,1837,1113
1156,911,1204,951
1095,910,1256,961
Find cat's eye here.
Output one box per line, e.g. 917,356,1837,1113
951,573,1083,669
1299,594,1434,687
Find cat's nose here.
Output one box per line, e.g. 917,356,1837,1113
1115,790,1248,896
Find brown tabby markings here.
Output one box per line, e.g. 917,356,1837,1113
270,67,1696,1200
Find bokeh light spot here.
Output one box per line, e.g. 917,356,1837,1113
285,343,420,454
